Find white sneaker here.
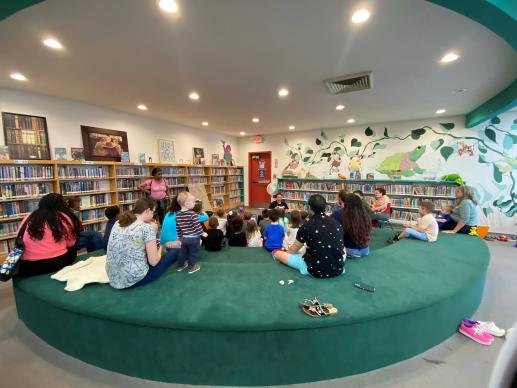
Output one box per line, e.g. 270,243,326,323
477,321,506,337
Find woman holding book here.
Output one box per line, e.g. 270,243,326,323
138,167,170,225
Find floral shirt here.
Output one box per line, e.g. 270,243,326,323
106,220,156,289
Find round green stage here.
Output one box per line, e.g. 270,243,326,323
13,229,489,386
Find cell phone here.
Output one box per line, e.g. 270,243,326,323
354,282,375,293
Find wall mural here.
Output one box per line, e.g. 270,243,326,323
283,116,517,225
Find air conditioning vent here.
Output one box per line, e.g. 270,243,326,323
324,71,372,94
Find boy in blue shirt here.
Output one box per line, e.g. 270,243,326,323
436,204,453,229
263,211,284,252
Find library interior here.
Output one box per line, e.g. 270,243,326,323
0,1,516,387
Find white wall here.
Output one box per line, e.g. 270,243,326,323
0,88,237,163
237,113,517,234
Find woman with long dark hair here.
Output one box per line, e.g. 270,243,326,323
138,167,170,225
342,194,372,258
16,193,82,277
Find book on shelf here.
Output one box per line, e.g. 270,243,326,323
138,153,146,164
0,146,9,160
71,147,84,160
121,152,130,162
54,147,67,160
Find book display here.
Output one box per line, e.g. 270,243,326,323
277,177,458,223
0,160,244,259
2,112,51,160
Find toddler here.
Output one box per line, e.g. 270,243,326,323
259,209,271,234
283,210,304,253
203,216,225,251
243,211,252,231
103,205,120,248
227,215,247,247
67,196,104,252
436,204,453,229
388,201,438,243
193,200,209,230
263,211,284,252
276,208,289,231
300,210,309,224
215,208,227,235
246,219,263,247
176,192,207,274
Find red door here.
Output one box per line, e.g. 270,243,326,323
248,151,272,208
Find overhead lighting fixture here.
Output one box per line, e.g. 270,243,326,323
202,121,209,126
347,118,355,123
436,109,446,114
351,9,370,24
252,117,260,123
10,72,28,81
137,104,147,111
240,131,246,136
189,92,200,101
440,52,460,63
159,0,179,13
336,104,345,111
289,125,295,130
42,38,63,50
278,88,289,97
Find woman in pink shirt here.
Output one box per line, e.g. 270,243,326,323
138,167,170,225
17,193,81,277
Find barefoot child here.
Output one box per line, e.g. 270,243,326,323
388,201,438,243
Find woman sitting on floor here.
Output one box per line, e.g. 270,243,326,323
15,193,82,277
341,193,372,258
106,198,176,289
441,186,479,235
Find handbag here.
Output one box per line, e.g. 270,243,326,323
0,218,29,281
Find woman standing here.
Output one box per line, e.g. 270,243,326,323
138,167,170,225
342,194,372,257
16,193,82,277
106,198,175,289
442,186,479,234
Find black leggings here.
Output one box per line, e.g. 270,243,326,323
17,249,77,277
153,199,168,226
441,220,475,234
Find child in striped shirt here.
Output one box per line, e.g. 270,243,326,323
176,192,207,274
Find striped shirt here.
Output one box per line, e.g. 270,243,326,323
176,210,204,238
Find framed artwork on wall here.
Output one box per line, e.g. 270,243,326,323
211,154,219,166
81,125,128,161
2,112,51,160
193,147,205,165
158,139,175,163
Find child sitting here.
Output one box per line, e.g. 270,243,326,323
246,219,263,247
66,196,104,252
259,209,271,234
388,201,438,243
436,204,453,229
203,216,225,251
176,192,208,274
193,200,209,231
277,208,289,231
300,210,309,224
243,211,252,231
103,205,120,248
283,210,303,252
263,210,284,252
227,215,247,247
215,208,227,235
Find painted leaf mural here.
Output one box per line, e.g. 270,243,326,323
485,128,497,143
440,123,455,130
431,138,444,150
440,146,454,161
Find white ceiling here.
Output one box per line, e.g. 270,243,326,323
0,0,516,135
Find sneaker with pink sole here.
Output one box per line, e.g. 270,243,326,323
458,321,494,345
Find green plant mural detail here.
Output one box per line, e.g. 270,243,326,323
283,117,517,219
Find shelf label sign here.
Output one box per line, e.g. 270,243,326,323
14,160,29,164
82,161,94,165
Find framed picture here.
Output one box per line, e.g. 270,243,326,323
211,154,219,166
2,112,51,160
81,125,128,162
193,147,205,165
158,139,175,163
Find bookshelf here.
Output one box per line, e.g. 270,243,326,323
277,177,458,223
0,160,244,259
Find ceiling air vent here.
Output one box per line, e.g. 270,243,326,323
324,71,372,95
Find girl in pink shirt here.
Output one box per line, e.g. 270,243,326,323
138,167,170,225
17,193,81,277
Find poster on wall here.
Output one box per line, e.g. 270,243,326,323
193,147,205,165
2,112,51,160
158,139,175,163
80,125,128,162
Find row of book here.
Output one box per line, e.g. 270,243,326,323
210,168,226,176
0,183,51,199
115,166,147,177
81,209,106,222
170,187,184,196
188,167,204,176
228,168,242,175
211,186,226,195
0,200,39,218
60,181,108,194
5,128,47,145
1,240,15,256
6,144,50,160
0,220,21,237
390,198,454,210
162,167,186,176
211,176,225,183
391,210,420,222
116,179,139,190
228,183,241,191
228,176,242,182
84,223,104,232
229,190,241,198
165,177,186,186
58,166,109,179
2,113,46,131
189,176,208,184
80,194,109,208
119,191,145,203
283,191,336,203
0,165,54,181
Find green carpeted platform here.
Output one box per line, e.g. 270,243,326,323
13,229,489,386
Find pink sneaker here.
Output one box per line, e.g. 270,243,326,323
458,322,494,345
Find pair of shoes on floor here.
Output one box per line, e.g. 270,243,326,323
177,263,201,274
387,233,400,244
458,318,505,345
300,297,338,318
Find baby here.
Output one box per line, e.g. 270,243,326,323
436,204,453,229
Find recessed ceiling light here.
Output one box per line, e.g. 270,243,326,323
10,72,28,81
202,121,208,126
252,117,260,123
440,52,460,63
351,9,370,24
189,92,200,100
347,118,355,123
278,88,289,97
240,131,246,136
137,104,147,110
159,0,179,13
42,38,63,50
436,109,446,114
336,104,345,111
289,125,295,130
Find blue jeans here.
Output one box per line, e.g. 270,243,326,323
346,246,369,258
73,231,105,252
405,228,428,241
132,249,178,287
179,236,201,268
